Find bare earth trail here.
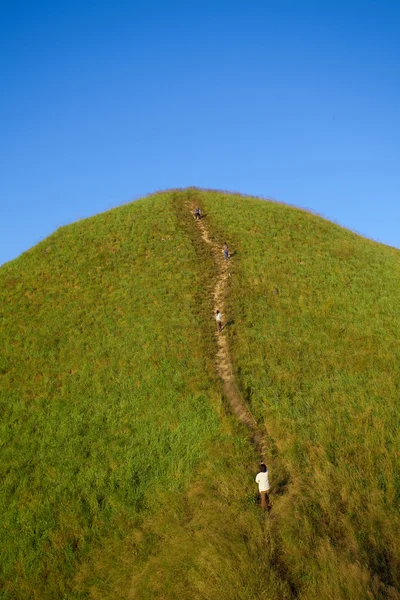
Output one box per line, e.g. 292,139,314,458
191,208,268,461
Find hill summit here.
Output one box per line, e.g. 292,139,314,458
1,188,400,599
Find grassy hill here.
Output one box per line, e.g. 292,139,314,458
1,189,400,599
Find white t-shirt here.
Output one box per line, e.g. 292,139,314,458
255,471,270,492
216,313,222,322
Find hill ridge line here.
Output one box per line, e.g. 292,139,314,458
189,203,268,461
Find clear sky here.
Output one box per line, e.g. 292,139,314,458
1,0,399,265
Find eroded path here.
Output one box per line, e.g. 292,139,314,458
191,208,267,460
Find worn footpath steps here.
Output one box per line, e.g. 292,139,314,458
191,207,267,461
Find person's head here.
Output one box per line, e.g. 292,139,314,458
260,463,267,472
216,310,220,314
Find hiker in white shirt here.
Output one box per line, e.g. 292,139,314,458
215,310,223,332
255,463,271,510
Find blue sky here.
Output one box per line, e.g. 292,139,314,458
1,1,399,265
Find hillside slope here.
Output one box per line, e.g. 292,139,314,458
200,189,400,598
1,189,400,599
0,192,284,600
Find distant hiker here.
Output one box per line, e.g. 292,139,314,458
255,463,271,510
216,310,223,332
194,207,201,220
223,242,229,260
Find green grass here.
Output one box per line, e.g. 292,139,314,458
200,190,400,599
0,191,289,599
2,188,400,599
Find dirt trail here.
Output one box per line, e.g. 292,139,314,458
192,210,267,460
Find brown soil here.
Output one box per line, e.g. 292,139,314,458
192,210,267,460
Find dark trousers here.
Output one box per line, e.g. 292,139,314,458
260,491,270,510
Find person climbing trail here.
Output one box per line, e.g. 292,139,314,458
223,242,229,260
190,197,268,465
255,463,271,510
216,310,223,332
